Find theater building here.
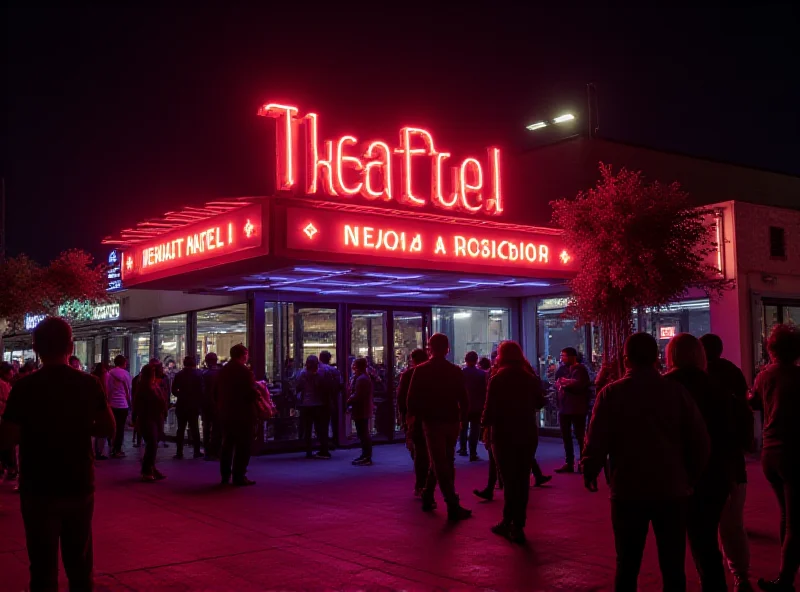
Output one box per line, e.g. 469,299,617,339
4,103,798,452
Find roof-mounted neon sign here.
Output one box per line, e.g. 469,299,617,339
258,103,503,216
121,204,266,284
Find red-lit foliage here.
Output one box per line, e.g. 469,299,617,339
551,163,731,373
0,249,107,329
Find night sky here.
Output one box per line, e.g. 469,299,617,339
5,2,799,263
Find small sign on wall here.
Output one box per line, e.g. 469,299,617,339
659,326,677,340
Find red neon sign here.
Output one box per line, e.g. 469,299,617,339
284,207,573,277
122,205,265,283
258,103,503,216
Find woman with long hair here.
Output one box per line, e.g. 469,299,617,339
91,362,110,460
752,324,800,592
664,333,740,591
481,340,546,543
132,364,167,482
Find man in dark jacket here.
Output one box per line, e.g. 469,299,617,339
217,344,259,486
407,333,471,521
582,332,710,592
201,353,222,460
700,333,755,591
460,351,488,461
554,347,591,473
318,351,341,449
347,357,374,465
171,356,204,459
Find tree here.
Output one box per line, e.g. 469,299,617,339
551,163,731,375
0,249,107,332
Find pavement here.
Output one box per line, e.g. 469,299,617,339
0,436,789,591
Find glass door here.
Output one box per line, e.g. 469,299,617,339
349,310,389,439
392,311,427,433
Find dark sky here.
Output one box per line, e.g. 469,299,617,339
5,2,799,263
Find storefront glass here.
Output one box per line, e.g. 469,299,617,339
196,304,247,364
350,311,389,438
432,306,510,364
73,340,90,371
155,314,187,371
94,336,103,365
131,332,151,377
393,311,426,433
108,336,124,365
758,300,800,370
641,299,711,364
261,304,337,446
536,297,587,381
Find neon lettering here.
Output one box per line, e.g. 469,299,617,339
361,141,392,201
363,227,375,248
411,234,423,252
335,136,363,195
454,236,466,257
344,225,358,246
539,245,549,263
259,103,298,190
261,102,503,216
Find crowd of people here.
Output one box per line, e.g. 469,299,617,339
0,315,797,592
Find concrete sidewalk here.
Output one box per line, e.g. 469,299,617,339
0,437,787,591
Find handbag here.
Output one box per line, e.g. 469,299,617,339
255,381,277,421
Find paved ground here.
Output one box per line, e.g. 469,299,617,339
0,437,788,591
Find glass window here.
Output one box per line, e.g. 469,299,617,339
94,336,103,365
131,332,151,377
536,297,586,382
432,306,510,364
73,340,90,371
155,314,187,372
108,337,124,365
642,299,711,365
197,304,248,365
262,303,337,444
350,311,389,439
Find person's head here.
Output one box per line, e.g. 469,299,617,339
183,356,197,369
141,363,156,386
204,352,218,368
352,357,368,375
0,362,13,383
69,355,82,371
319,350,332,365
665,333,707,371
497,340,526,365
149,357,164,377
230,344,248,364
623,332,660,369
464,351,479,367
699,334,724,362
305,355,319,373
32,317,73,364
20,361,37,375
428,333,449,358
766,324,800,365
92,362,108,377
410,348,428,366
560,347,578,366
114,354,127,369
478,357,492,371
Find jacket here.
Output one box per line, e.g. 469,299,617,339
482,363,545,448
406,357,469,425
347,373,374,421
665,367,738,499
133,383,167,428
201,366,220,410
217,360,259,424
582,367,710,501
557,363,591,415
753,362,800,462
463,365,488,418
171,368,204,414
296,370,329,407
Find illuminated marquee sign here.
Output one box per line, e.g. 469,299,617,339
659,326,677,340
285,207,574,277
122,204,265,282
23,302,121,331
259,103,503,216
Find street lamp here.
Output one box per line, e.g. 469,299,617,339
526,113,576,131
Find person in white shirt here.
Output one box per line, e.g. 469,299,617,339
108,355,133,458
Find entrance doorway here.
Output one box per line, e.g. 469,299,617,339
347,307,430,442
